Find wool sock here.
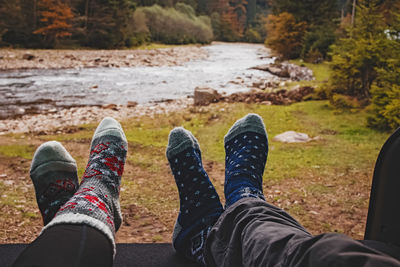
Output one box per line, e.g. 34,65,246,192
43,117,128,255
167,127,224,265
224,113,268,208
30,141,79,225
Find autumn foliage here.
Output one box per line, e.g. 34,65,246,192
265,12,307,59
33,0,73,46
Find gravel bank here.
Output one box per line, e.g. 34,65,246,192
0,46,208,70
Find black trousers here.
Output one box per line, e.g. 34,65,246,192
12,224,113,267
205,198,400,267
13,198,400,267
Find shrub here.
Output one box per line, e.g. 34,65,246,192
304,49,323,64
367,61,400,131
330,94,361,110
245,28,262,43
301,26,336,61
138,4,213,44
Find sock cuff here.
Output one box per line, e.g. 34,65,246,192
224,114,267,144
42,213,116,257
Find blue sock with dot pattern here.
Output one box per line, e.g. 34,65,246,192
167,127,224,265
224,114,268,208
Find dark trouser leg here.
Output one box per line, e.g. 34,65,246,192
13,224,113,267
205,198,400,267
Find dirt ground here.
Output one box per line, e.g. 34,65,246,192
0,133,370,244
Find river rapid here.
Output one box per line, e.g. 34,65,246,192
0,42,277,119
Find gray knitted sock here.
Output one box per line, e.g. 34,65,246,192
43,117,128,255
30,141,79,225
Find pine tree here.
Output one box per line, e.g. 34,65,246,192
367,11,400,130
329,0,389,99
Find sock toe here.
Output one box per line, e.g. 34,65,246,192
166,127,197,158
30,141,76,174
92,117,127,145
224,113,267,144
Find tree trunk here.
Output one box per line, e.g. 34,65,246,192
85,0,90,31
351,0,356,25
33,0,37,30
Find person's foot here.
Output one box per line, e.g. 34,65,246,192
224,114,268,208
30,141,79,225
44,117,128,255
167,127,224,265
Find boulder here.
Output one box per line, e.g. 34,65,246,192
251,62,314,81
194,87,221,106
273,131,312,143
102,104,118,110
127,101,138,108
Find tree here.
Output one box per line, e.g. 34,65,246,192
328,0,389,99
367,12,400,131
265,12,307,59
86,0,135,48
268,0,340,26
34,0,73,47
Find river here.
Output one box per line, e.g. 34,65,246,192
0,43,276,119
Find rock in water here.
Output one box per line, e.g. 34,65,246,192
194,87,221,106
273,131,312,143
251,62,314,81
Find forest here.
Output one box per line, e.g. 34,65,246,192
0,0,367,49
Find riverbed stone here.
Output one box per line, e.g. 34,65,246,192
273,131,312,143
22,53,35,60
194,87,221,106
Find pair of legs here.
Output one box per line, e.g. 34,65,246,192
14,117,127,267
167,114,400,266
13,114,400,266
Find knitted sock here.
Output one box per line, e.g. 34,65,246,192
224,113,268,208
30,141,79,225
167,127,224,265
43,117,128,255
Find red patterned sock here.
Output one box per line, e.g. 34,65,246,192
43,117,127,256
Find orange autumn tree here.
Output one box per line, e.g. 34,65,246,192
265,12,307,59
34,0,73,47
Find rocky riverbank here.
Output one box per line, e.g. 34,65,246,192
0,46,208,70
0,98,192,134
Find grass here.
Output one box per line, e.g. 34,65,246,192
0,100,391,242
0,144,35,159
287,59,332,89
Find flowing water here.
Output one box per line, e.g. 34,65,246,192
0,43,275,119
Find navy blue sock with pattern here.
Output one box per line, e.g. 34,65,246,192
224,114,268,208
167,127,224,265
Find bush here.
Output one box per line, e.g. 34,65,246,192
367,61,400,131
138,4,213,44
301,26,336,61
304,49,323,64
244,28,262,43
330,93,361,110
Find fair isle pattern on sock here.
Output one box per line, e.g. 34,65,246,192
43,118,127,256
224,114,268,208
30,141,79,225
167,128,224,265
